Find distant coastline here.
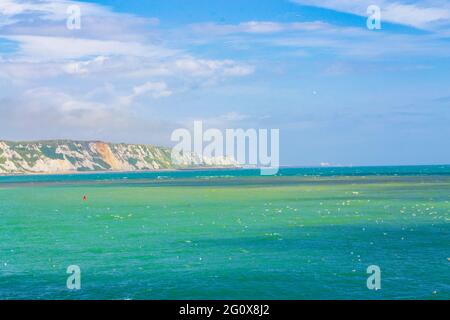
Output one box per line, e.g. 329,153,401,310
0,166,246,177
0,139,239,175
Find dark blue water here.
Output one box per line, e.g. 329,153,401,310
1,165,449,184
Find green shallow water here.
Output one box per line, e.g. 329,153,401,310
0,167,449,299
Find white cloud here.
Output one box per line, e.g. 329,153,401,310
0,0,255,81
0,0,254,113
187,17,450,59
292,0,450,30
132,81,172,99
174,57,254,77
118,56,254,82
0,59,62,81
383,2,450,28
0,1,252,143
191,21,330,34
267,30,450,58
3,35,176,60
0,85,179,144
0,0,111,21
8,87,128,129
63,55,108,75
117,81,172,107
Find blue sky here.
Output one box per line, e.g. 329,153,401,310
0,0,449,166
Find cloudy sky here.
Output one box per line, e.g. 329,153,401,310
0,0,449,166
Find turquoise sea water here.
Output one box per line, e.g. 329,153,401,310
0,166,449,299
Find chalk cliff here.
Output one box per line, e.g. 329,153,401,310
0,140,237,174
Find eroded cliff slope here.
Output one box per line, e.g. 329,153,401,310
0,140,237,174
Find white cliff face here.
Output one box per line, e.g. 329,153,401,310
0,140,238,174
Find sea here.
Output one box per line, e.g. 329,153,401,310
0,166,449,299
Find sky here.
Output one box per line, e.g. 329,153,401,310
0,0,449,166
